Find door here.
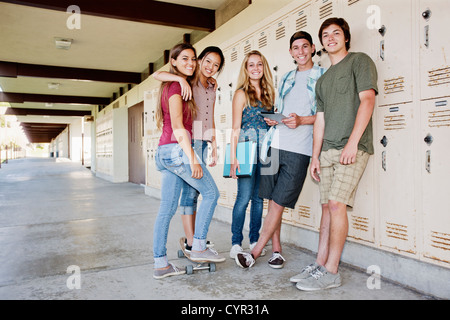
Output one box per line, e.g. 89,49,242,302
128,102,145,185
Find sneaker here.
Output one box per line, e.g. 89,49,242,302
249,242,267,257
184,239,214,253
230,244,244,259
268,252,285,269
235,252,255,269
190,248,226,263
295,266,342,291
153,263,185,279
290,262,320,283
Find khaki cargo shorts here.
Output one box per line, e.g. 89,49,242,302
319,149,370,208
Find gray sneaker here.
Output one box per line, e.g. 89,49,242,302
153,263,185,279
295,266,342,291
290,262,320,283
190,248,226,263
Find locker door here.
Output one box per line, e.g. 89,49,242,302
290,174,320,229
340,0,375,60
289,3,328,69
376,103,416,253
375,0,414,106
347,155,375,243
268,16,295,89
255,27,273,72
308,0,340,69
421,97,450,265
419,0,450,100
340,0,376,243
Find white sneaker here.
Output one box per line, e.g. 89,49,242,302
249,242,266,257
230,244,243,259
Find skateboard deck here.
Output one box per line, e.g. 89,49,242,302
178,237,216,274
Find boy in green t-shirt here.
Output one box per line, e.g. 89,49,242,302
294,17,378,291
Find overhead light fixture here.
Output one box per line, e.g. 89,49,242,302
54,37,72,50
48,83,60,90
45,103,54,107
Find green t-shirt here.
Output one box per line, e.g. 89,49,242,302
316,52,378,154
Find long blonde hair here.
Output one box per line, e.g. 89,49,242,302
236,50,275,111
156,43,198,130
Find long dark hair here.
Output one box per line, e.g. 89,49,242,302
156,43,198,129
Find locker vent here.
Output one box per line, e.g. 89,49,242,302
386,222,408,241
384,114,406,131
231,50,238,62
430,231,450,252
428,66,450,87
296,15,307,31
219,190,227,201
428,109,450,128
351,215,369,232
243,43,252,55
220,114,226,124
384,77,405,94
297,205,311,220
276,26,286,40
348,0,361,6
319,2,333,20
258,35,268,49
263,199,269,210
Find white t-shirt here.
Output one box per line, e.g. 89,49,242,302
271,69,313,156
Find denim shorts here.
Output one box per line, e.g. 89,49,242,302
259,148,310,209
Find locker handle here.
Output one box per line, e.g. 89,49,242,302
425,150,431,173
424,25,429,48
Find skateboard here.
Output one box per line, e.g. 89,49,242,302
177,237,216,275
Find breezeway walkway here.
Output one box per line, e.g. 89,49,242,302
0,158,435,300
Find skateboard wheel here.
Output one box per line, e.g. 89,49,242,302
186,265,194,275
177,250,184,258
209,263,216,273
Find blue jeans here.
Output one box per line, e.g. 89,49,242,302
153,143,219,259
179,140,209,214
231,161,263,246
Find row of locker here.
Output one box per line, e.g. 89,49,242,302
143,0,450,267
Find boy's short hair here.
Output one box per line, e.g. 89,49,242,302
289,31,316,57
318,17,351,51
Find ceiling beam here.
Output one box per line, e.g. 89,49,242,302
6,107,91,117
0,92,110,105
0,61,141,84
20,123,68,143
0,0,215,31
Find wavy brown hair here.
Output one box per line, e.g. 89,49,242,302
236,50,275,111
155,43,198,130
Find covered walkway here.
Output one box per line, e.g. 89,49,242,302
0,158,434,300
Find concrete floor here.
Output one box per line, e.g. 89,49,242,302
0,158,435,300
